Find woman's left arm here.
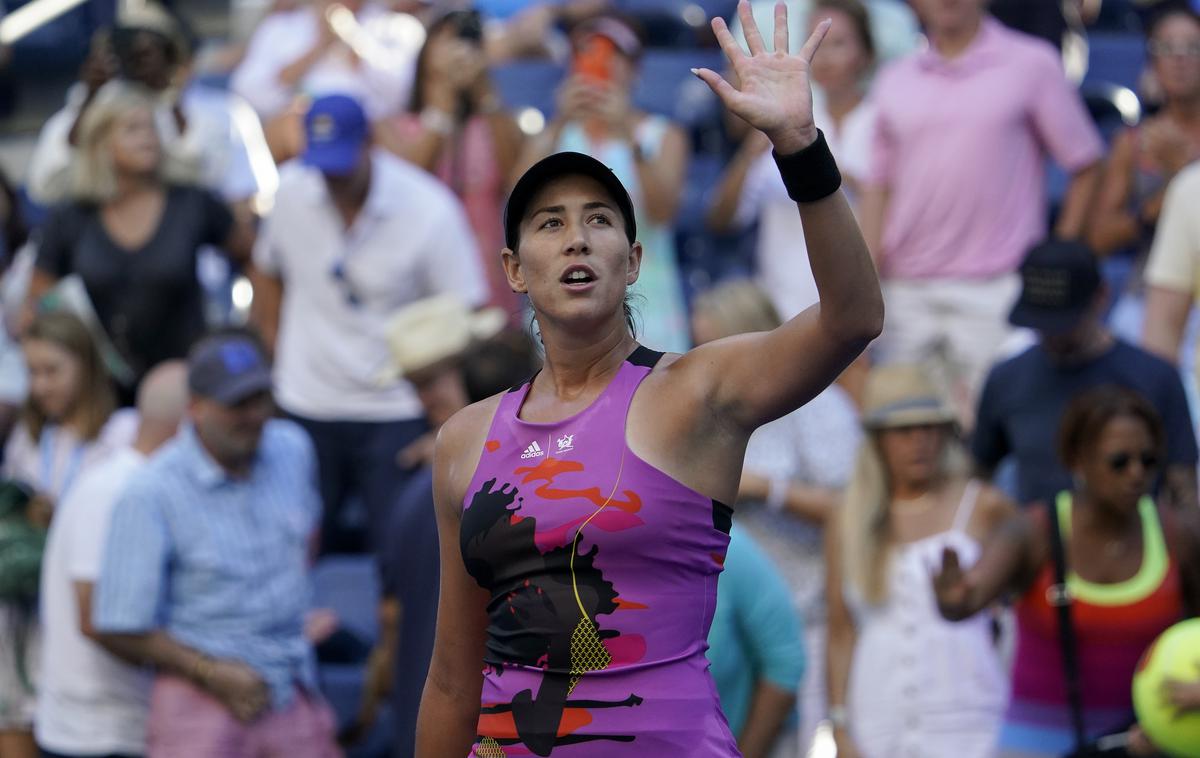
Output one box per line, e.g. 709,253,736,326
686,2,883,431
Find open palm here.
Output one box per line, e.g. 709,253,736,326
694,0,828,154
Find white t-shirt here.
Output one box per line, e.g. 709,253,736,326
2,410,138,503
35,448,151,755
254,150,487,421
230,4,420,120
735,100,876,319
1145,163,1200,384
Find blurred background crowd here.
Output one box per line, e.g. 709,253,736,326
0,0,1199,756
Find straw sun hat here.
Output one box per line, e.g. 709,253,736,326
860,365,958,431
381,295,507,383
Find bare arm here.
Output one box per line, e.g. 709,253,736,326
248,265,283,357
823,512,858,755
737,681,796,758
224,200,258,265
74,581,100,640
1143,284,1192,363
738,472,837,524
706,133,770,233
933,490,1035,621
1086,130,1140,256
633,123,689,225
686,5,884,432
1053,161,1102,241
1164,464,1199,513
416,410,492,758
857,185,889,266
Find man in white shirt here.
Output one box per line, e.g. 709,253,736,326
230,0,421,122
35,361,189,758
1143,162,1200,391
250,94,486,553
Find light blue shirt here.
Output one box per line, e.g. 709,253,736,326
94,420,321,709
707,526,806,737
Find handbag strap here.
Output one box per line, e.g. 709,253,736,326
1047,493,1088,751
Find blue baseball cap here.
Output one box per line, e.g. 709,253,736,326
302,94,369,176
188,334,272,405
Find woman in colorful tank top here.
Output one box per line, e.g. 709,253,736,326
414,4,885,756
934,386,1200,757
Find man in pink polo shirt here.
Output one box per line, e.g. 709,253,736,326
860,0,1104,424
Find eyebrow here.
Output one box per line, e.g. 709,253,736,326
528,200,618,219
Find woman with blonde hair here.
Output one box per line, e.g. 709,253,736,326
825,364,1013,758
692,278,860,750
0,309,135,758
26,81,252,402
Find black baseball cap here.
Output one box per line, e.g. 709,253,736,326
1008,239,1102,334
188,334,272,405
504,152,636,251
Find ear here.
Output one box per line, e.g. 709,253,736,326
626,241,643,286
501,247,527,294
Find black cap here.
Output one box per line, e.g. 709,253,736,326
1008,239,1102,334
504,152,636,251
188,334,272,405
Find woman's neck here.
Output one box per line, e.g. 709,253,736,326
1074,489,1140,536
824,87,863,128
1165,96,1200,130
113,172,161,201
536,316,638,400
891,475,937,502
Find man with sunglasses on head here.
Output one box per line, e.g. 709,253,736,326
249,93,485,555
972,239,1199,511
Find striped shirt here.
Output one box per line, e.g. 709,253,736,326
94,420,321,709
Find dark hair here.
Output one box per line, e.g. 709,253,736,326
21,310,116,442
462,329,539,402
815,0,875,60
408,10,485,114
1058,386,1166,468
0,168,28,264
1146,1,1200,41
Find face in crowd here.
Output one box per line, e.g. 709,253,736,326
190,391,274,468
24,339,85,423
1149,11,1200,104
878,423,949,492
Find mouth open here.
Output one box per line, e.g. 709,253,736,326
560,265,597,288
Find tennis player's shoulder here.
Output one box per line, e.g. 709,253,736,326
438,393,506,464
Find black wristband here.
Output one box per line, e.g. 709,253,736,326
772,129,842,204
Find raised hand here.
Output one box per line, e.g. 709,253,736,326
932,547,975,621
693,0,828,155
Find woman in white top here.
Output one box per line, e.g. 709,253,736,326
825,365,1014,758
708,0,877,322
0,310,133,758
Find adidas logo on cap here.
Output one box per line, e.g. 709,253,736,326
520,440,544,460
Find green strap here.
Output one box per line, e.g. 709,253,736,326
1055,491,1169,606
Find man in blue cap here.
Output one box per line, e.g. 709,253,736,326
91,332,339,757
249,94,486,555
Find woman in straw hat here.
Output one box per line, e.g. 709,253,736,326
416,2,884,755
825,365,1013,758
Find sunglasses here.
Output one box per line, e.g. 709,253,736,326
1148,41,1200,59
1106,451,1159,472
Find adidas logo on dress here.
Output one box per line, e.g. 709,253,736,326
520,441,544,460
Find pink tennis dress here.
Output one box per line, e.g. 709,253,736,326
460,347,739,756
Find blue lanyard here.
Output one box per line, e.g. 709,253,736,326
39,426,86,501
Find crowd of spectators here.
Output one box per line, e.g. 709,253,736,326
0,0,1199,757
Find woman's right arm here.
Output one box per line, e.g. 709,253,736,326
1085,129,1139,256
706,131,770,233
933,489,1035,621
416,410,492,758
823,512,859,757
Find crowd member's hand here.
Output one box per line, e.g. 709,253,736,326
694,0,827,155
1142,119,1196,178
584,80,635,142
1165,665,1200,714
80,43,117,97
1127,725,1159,756
556,76,596,124
26,494,53,530
833,728,861,758
932,547,975,621
398,432,437,469
202,658,270,723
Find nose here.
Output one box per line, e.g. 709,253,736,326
562,221,590,256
